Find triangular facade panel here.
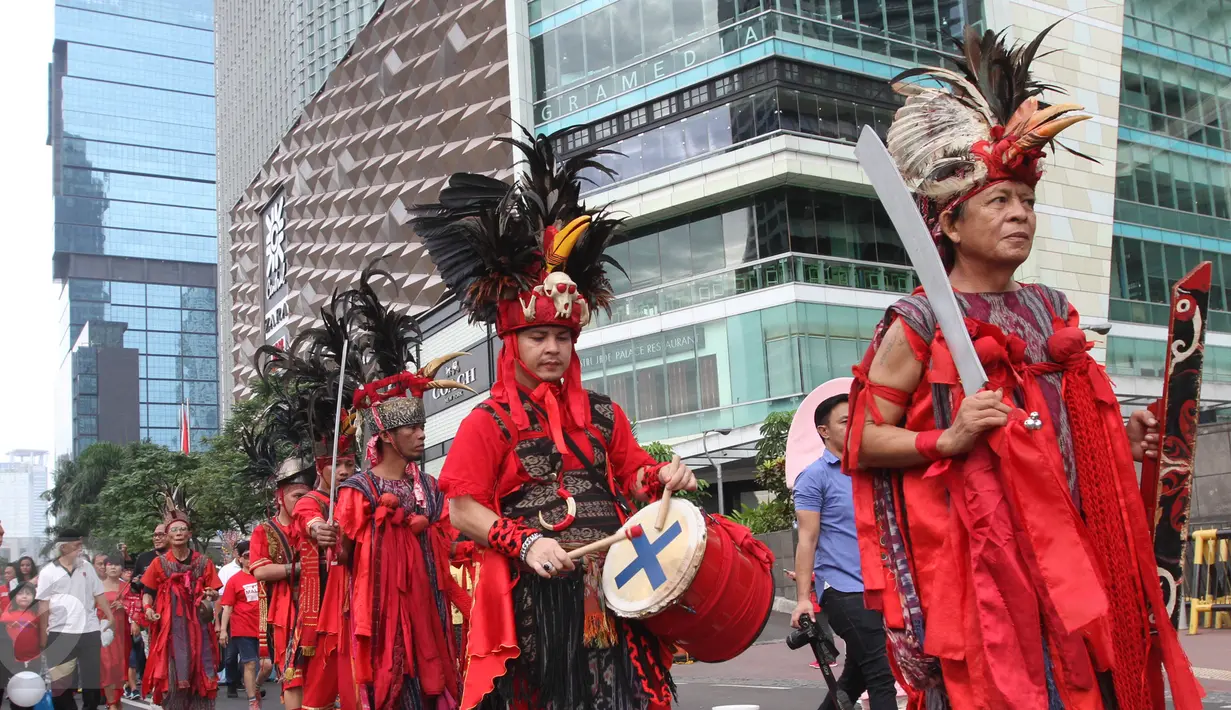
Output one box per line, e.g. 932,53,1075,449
228,0,511,401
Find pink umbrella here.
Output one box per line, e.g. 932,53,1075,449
785,377,854,489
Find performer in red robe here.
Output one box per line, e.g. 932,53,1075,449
842,22,1204,710
329,265,473,710
249,456,314,710
411,130,698,710
99,557,132,709
141,510,222,710
253,288,365,710
294,421,359,710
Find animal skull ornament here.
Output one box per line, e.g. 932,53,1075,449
536,272,581,319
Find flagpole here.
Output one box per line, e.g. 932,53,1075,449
326,338,349,527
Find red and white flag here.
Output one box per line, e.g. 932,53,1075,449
180,398,191,454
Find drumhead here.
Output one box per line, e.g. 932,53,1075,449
602,497,707,619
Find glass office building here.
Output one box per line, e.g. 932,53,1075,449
532,2,977,453
1106,0,1231,386
51,0,219,456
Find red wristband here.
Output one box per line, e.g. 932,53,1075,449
638,463,667,501
914,430,945,461
486,517,540,559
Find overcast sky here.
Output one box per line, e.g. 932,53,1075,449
0,4,59,457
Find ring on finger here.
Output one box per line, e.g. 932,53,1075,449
543,562,554,573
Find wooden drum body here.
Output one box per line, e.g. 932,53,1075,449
602,498,774,663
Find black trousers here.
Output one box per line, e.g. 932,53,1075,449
45,630,103,710
820,588,897,710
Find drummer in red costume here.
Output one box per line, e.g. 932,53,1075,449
843,22,1204,710
329,266,472,710
249,456,314,709
412,129,697,710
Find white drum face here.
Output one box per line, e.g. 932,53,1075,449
602,497,707,618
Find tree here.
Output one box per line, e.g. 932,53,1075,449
643,441,711,507
92,442,200,550
45,442,127,538
728,411,796,534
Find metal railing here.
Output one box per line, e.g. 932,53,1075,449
594,252,917,328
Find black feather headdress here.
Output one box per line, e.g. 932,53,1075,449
255,284,364,463
409,124,628,335
326,261,472,439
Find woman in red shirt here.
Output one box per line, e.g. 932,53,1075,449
2,582,41,710
99,556,131,710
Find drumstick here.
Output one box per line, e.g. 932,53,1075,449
567,525,645,560
655,488,673,531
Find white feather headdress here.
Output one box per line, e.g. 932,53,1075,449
886,21,1093,207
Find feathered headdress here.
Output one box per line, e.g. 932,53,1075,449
236,404,314,491
157,485,196,526
330,263,472,464
258,285,365,470
409,125,628,336
886,21,1092,236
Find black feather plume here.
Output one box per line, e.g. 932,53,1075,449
337,263,422,381
949,20,1066,125
409,123,629,324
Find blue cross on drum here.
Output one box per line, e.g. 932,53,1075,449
614,520,683,590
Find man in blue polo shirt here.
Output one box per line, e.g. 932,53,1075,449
791,391,896,710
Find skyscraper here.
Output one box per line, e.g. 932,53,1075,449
1105,0,1231,402
0,451,51,561
215,0,380,413
50,0,220,456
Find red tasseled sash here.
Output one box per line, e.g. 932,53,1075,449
1027,324,1204,710
297,491,329,657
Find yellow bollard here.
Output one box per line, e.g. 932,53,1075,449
1219,538,1231,630
1189,529,1215,635
1188,529,1231,634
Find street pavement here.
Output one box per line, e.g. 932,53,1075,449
120,616,1231,710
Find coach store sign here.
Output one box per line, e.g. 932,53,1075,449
423,341,497,417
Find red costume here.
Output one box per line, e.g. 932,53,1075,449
141,550,222,710
293,489,358,710
249,515,302,690
845,22,1204,710
412,129,679,709
99,584,132,705
334,468,460,710
441,385,673,709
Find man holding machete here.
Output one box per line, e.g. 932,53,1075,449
846,20,1204,710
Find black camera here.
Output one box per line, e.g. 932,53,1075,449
788,614,853,710
786,613,838,656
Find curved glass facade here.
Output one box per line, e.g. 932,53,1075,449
530,0,979,124
608,185,908,292
1111,0,1231,333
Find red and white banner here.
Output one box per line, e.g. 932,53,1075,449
180,399,191,454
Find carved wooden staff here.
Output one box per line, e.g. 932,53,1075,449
1138,262,1210,707
1139,261,1210,626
